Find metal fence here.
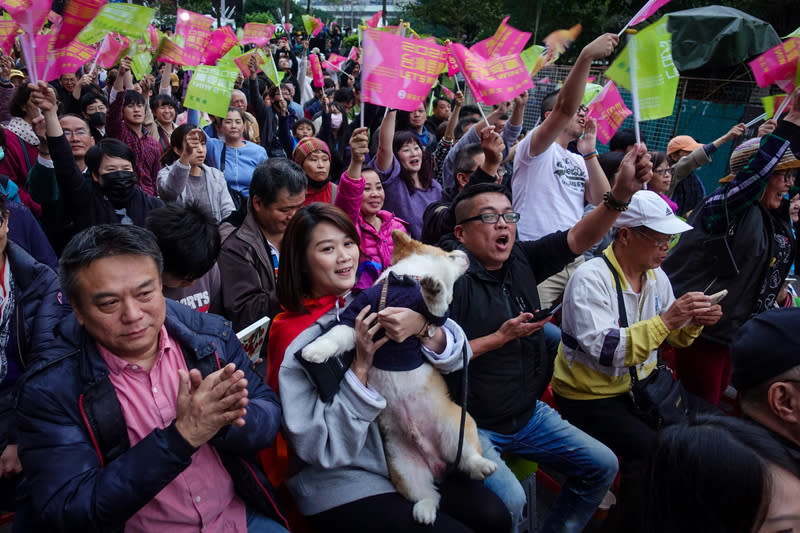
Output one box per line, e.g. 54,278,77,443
463,64,776,193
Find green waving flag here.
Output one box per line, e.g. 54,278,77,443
606,16,679,121
184,65,239,117
77,3,154,44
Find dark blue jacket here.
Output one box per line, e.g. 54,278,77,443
15,299,287,532
0,241,69,449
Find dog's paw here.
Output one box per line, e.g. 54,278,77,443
465,455,498,480
420,277,448,316
419,276,444,298
300,338,338,363
412,499,438,525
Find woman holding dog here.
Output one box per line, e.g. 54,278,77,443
270,202,510,532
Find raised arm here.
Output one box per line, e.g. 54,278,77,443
159,63,172,95
29,82,92,213
577,117,611,205
375,108,397,172
527,33,618,157
335,127,370,224
567,144,652,254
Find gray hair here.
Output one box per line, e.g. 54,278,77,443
59,225,164,303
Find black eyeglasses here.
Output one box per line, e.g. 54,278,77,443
457,212,521,225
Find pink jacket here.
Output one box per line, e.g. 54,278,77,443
335,171,408,289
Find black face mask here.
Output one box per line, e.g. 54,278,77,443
99,170,138,206
88,112,106,128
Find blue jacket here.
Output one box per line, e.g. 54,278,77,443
15,299,287,533
0,241,69,449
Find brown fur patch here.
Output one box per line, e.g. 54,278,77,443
390,229,456,264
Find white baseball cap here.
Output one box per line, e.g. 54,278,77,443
613,190,693,234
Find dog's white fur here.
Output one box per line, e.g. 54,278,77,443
301,231,496,524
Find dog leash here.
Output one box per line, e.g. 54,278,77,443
376,277,469,474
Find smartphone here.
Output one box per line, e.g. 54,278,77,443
707,289,728,306
532,302,562,322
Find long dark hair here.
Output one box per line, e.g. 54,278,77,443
638,415,799,533
277,203,360,313
392,131,434,195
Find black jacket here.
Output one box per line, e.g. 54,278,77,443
48,133,163,231
15,300,287,532
443,231,576,434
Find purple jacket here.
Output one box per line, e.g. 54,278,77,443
335,171,408,289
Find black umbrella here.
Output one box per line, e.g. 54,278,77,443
666,5,781,72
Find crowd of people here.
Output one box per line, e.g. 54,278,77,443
0,18,796,533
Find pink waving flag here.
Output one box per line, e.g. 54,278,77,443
749,38,799,94
53,0,107,49
242,22,275,46
327,53,348,69
35,34,96,81
347,45,359,62
441,85,455,99
470,16,531,58
309,53,324,87
365,11,382,28
448,43,533,106
361,27,446,111
0,20,19,55
626,0,672,28
446,49,460,76
148,24,162,52
283,23,292,34
175,8,213,66
96,32,130,69
204,26,239,65
585,81,632,144
157,36,185,66
233,49,266,79
0,0,49,33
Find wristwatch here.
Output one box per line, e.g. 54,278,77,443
417,322,436,339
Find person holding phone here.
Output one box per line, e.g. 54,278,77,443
552,190,722,529
441,129,652,530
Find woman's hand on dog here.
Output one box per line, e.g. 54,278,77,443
377,307,428,343
351,305,389,385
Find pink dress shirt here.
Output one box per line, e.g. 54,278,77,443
99,326,247,533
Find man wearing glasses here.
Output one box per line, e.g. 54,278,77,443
444,145,652,532
551,190,721,525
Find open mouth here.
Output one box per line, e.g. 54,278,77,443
335,266,353,276
495,235,509,249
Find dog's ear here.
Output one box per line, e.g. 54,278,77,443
391,230,413,262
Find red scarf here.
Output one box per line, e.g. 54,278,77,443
303,182,334,205
261,294,344,488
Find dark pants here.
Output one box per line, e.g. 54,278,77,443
554,393,657,533
308,473,511,533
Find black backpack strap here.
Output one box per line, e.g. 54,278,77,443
601,255,641,386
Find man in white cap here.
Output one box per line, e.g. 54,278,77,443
550,190,722,524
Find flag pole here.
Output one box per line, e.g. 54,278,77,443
626,31,641,146
446,42,489,128
745,112,767,128
773,94,792,119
